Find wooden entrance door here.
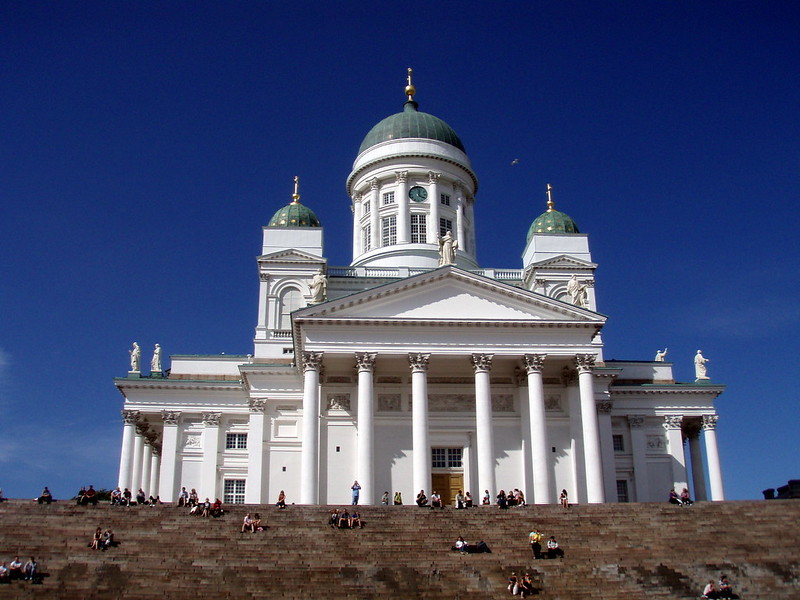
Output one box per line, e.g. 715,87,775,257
432,473,464,506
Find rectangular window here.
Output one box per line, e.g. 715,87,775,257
410,214,426,243
447,448,463,468
440,193,451,206
225,433,248,450
439,218,453,238
363,223,371,251
364,199,370,215
382,215,396,247
431,447,462,468
223,479,246,504
382,191,395,205
612,434,625,452
616,480,629,503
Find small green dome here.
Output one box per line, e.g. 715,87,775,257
268,201,321,228
359,100,465,154
526,209,580,241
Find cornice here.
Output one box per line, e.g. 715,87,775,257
347,152,479,196
114,379,242,392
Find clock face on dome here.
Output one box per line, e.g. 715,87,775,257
409,186,428,203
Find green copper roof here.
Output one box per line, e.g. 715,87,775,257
358,100,465,154
268,201,321,228
526,209,580,241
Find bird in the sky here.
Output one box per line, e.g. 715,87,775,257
510,158,519,166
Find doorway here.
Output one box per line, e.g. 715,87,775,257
432,473,464,506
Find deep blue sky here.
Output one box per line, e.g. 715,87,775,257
2,2,798,501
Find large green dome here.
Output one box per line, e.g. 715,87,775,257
526,209,580,241
268,200,321,228
358,100,465,154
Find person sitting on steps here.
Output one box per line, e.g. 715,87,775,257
430,491,444,509
416,490,428,507
90,527,102,550
349,510,364,529
337,509,350,528
546,535,564,559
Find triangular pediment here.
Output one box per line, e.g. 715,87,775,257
258,249,325,263
529,255,597,270
294,266,605,324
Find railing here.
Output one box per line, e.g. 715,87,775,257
327,265,523,281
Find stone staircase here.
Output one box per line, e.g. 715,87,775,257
0,499,798,599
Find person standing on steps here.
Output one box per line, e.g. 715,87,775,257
560,489,569,508
350,481,361,505
529,528,543,559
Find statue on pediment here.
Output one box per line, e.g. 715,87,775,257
151,344,162,372
310,270,327,303
567,274,587,308
438,231,458,266
655,348,668,362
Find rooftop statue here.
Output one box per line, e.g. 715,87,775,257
310,270,328,303
655,348,668,362
129,342,141,372
151,344,162,372
567,274,588,308
694,350,710,380
438,231,458,266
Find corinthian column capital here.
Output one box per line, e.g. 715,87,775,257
701,414,719,431
523,353,546,373
355,352,377,372
663,415,684,431
471,353,494,373
575,354,597,373
301,351,323,372
408,353,430,372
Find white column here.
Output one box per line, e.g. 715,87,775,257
409,353,431,497
597,399,616,502
356,352,377,505
663,415,688,493
455,186,465,248
688,426,708,501
524,354,552,504
159,411,180,502
576,354,605,503
396,170,409,243
300,351,323,504
472,353,496,502
149,451,160,501
245,399,266,504
427,172,441,244
352,192,362,257
141,443,153,497
702,415,725,501
628,415,650,502
118,410,138,491
369,178,380,252
200,413,221,500
131,429,145,494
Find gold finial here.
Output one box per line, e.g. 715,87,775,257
292,176,300,203
546,183,554,212
405,67,416,100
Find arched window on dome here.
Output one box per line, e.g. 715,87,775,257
278,287,304,331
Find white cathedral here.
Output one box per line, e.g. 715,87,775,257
115,73,725,507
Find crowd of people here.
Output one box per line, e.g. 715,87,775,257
507,571,538,598
702,574,737,599
88,527,116,551
668,488,694,506
0,556,39,584
327,508,364,529
528,528,564,559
